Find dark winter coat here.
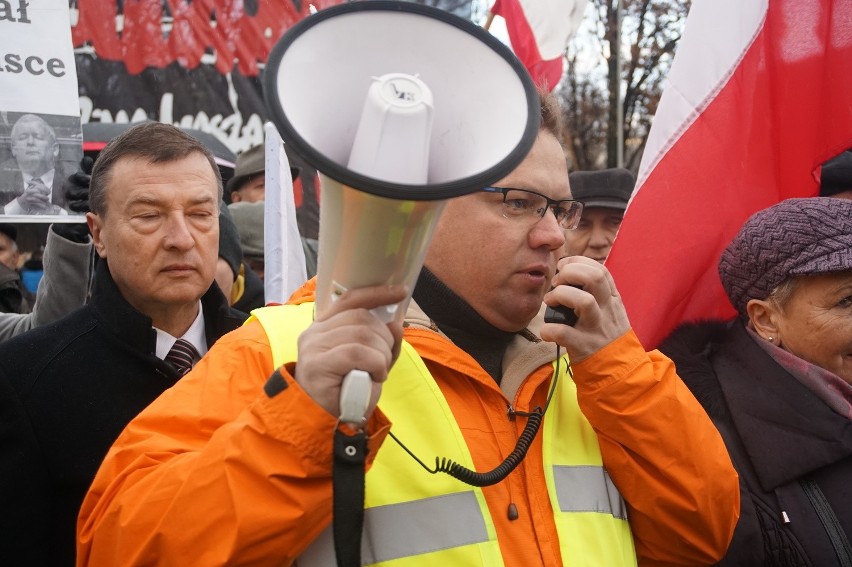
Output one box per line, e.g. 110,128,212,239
0,261,247,566
660,320,852,566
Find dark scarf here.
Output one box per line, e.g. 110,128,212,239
412,267,516,384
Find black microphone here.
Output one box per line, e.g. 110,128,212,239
544,284,582,326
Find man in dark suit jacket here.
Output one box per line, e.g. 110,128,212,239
0,114,67,215
0,123,247,565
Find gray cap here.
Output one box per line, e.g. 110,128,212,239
568,168,635,210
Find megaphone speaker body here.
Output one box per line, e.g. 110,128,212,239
316,177,446,320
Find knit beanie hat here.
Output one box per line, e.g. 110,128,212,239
719,197,852,317
218,203,243,281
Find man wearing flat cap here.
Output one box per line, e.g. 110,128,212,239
227,145,301,204
564,168,634,263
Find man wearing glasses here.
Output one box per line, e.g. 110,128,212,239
79,92,739,566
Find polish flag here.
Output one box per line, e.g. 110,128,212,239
605,0,852,349
490,0,588,90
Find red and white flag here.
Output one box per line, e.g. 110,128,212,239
490,0,588,90
606,0,852,349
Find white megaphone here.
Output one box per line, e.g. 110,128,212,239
263,1,539,424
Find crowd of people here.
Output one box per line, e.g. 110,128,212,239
0,85,849,566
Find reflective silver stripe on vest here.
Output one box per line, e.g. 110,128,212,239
297,491,489,566
553,465,628,520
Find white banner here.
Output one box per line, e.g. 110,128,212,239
1,0,83,221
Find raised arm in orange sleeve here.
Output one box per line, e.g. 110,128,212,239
571,330,740,566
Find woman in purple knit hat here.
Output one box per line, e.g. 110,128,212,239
660,197,852,566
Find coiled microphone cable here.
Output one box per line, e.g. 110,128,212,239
388,345,566,487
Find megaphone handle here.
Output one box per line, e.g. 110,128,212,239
339,369,372,427
333,370,370,567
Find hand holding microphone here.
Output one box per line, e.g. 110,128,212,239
294,284,407,421
541,256,631,363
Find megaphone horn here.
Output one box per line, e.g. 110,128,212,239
265,1,539,199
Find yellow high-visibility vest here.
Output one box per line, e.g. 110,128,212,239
252,303,636,566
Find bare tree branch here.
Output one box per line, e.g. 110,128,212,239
558,0,691,171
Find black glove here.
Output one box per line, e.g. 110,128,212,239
52,156,94,243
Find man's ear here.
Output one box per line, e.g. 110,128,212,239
746,298,780,340
51,141,59,160
86,212,107,258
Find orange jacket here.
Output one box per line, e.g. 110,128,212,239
78,282,738,566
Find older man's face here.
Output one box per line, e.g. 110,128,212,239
87,153,220,328
11,119,58,177
230,174,266,203
563,206,623,263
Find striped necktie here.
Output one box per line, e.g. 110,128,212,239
165,338,199,377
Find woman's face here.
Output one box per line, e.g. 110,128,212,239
774,270,852,384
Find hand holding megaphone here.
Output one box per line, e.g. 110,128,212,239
294,284,407,420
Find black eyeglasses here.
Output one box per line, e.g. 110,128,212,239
482,187,584,230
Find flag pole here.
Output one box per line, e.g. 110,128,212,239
615,0,624,168
483,11,495,31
